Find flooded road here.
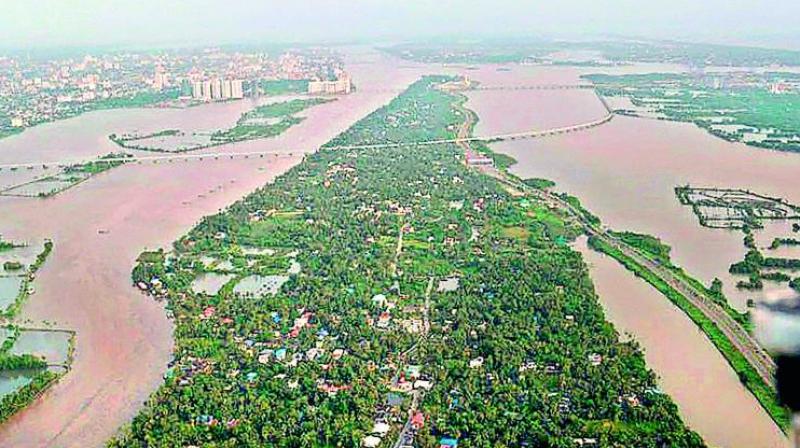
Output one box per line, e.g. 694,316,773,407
0,47,420,447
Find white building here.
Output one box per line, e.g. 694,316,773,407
210,79,223,100
308,74,352,95
192,78,245,101
231,79,244,99
192,81,203,99
222,80,233,99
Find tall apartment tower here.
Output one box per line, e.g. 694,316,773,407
221,80,233,99
231,79,244,99
192,81,203,99
210,79,223,100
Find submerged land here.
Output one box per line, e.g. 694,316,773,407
113,76,703,447
0,40,798,447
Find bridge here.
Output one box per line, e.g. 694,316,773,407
356,84,592,95
0,113,614,172
470,84,593,91
0,150,302,171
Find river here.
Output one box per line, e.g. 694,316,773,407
0,47,421,447
459,63,792,447
0,52,792,447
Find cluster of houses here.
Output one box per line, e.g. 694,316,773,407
390,365,434,394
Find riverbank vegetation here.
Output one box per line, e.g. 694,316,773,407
607,231,750,328
0,238,73,425
114,77,702,447
588,73,800,153
588,236,790,430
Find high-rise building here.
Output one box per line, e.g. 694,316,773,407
192,81,203,99
231,79,244,99
191,78,245,101
153,69,169,91
221,80,233,99
210,79,223,100
307,73,352,95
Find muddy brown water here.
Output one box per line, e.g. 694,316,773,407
0,52,793,447
461,64,793,447
0,47,422,447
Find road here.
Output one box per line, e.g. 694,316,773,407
0,110,613,171
500,175,777,386
391,277,434,448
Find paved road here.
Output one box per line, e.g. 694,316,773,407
0,111,613,170
505,177,777,386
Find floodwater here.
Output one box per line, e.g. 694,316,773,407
462,64,793,447
575,237,788,448
0,276,24,311
465,69,800,310
0,369,42,400
0,47,420,447
10,330,72,366
190,273,235,296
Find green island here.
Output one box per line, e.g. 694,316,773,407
729,244,800,292
0,238,75,425
587,73,800,152
109,98,333,152
211,98,334,144
113,77,703,447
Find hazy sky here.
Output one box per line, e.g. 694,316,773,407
3,0,800,50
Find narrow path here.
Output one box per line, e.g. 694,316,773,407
391,277,434,448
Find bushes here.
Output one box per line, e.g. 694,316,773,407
0,354,47,370
588,235,790,429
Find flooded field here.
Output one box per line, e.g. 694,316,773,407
233,274,289,297
575,237,789,448
0,47,421,447
9,330,72,367
0,369,43,400
461,63,793,447
190,273,235,296
0,276,24,311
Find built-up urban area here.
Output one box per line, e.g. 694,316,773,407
0,47,353,137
